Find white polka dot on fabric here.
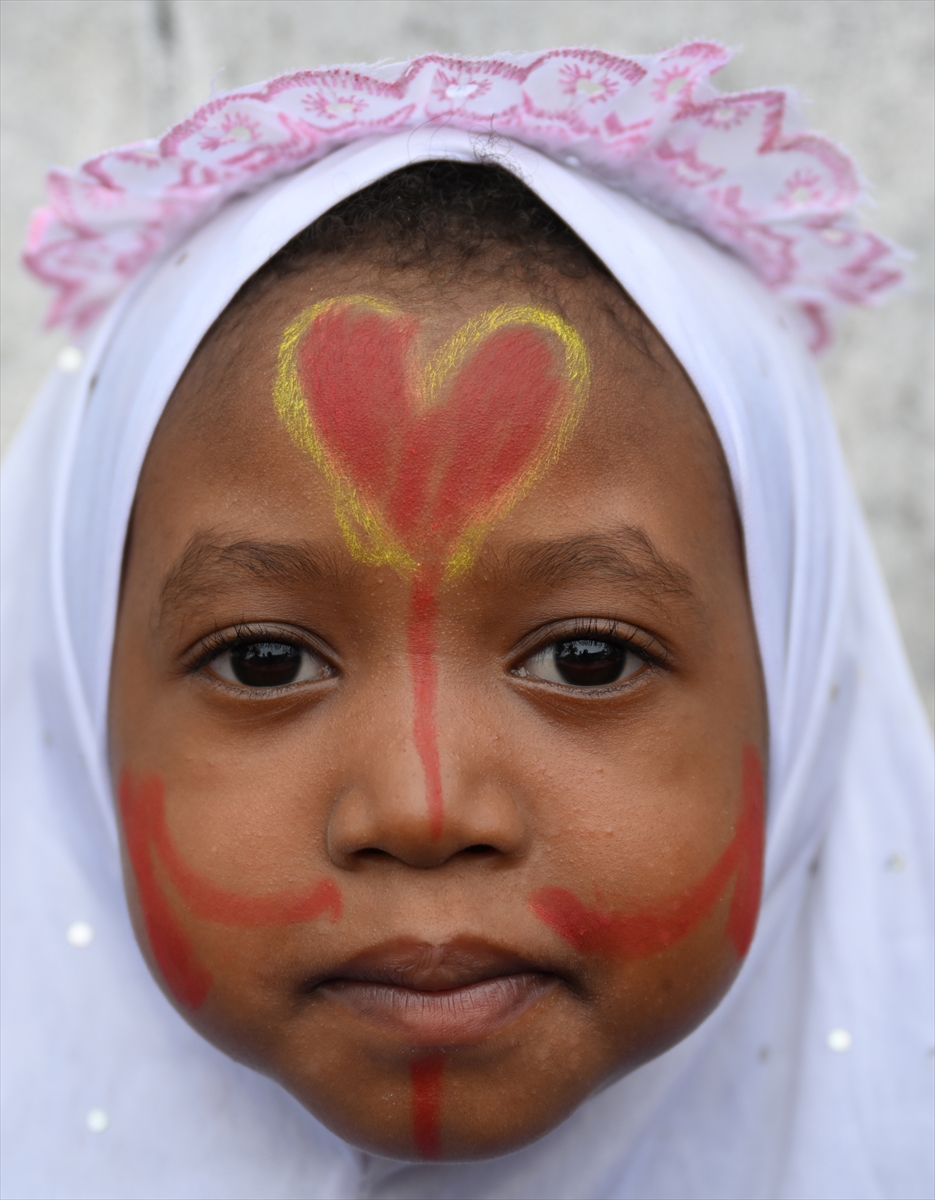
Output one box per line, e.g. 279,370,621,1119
66,921,94,947
56,346,83,373
827,1029,852,1052
86,1109,108,1133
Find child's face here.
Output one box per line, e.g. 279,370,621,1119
109,256,767,1161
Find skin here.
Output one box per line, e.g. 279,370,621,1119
109,255,768,1160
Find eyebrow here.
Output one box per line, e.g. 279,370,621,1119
159,526,696,624
476,526,697,604
159,534,359,623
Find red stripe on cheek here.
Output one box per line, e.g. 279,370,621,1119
118,772,345,1009
119,772,212,1010
146,785,343,926
410,1054,444,1158
529,745,765,959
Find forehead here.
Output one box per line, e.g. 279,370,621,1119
143,259,736,573
167,259,711,455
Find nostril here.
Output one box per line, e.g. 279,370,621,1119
353,844,497,864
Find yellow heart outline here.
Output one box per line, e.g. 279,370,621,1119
274,294,590,579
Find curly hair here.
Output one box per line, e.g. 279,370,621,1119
235,159,624,296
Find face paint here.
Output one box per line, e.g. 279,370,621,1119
407,577,444,837
410,1053,444,1158
119,772,212,1010
275,296,590,837
119,772,342,1008
530,746,765,959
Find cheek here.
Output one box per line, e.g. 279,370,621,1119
118,770,343,1013
529,745,765,962
119,772,213,1010
725,745,765,957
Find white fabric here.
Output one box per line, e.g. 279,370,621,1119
25,44,905,347
2,128,932,1200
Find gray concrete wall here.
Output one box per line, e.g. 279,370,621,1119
2,0,932,717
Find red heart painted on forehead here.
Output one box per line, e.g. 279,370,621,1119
275,296,589,576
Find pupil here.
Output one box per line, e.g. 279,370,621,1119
230,642,301,687
554,639,625,686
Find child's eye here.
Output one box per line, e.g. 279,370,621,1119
208,640,331,689
517,638,646,688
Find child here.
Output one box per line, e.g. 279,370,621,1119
2,47,932,1200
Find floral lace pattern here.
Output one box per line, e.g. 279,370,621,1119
23,43,903,349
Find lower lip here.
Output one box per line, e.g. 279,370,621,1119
318,973,556,1044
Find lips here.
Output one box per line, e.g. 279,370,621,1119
310,937,560,1045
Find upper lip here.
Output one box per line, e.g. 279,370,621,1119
307,935,553,993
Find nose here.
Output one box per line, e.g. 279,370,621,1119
326,714,529,870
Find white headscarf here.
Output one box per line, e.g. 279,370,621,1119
2,128,932,1200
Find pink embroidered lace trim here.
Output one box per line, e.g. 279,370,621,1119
23,43,903,349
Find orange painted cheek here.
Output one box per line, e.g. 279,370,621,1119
119,772,342,1010
120,773,212,1010
530,746,765,960
276,297,590,841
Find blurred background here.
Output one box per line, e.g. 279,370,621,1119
1,0,933,716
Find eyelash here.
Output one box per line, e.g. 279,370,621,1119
511,617,668,689
529,616,663,654
188,624,334,684
187,618,667,694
